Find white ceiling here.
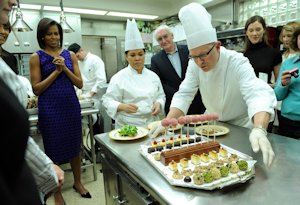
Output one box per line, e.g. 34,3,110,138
19,0,227,22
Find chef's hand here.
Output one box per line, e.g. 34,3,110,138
149,122,165,138
151,102,161,116
249,127,275,167
118,103,138,113
281,70,292,86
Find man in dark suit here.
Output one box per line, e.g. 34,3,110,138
150,25,205,115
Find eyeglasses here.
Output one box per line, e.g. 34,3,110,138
189,43,215,61
157,34,169,42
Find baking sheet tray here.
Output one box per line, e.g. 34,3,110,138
139,135,256,190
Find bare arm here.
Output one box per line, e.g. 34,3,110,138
252,111,270,129
30,53,61,96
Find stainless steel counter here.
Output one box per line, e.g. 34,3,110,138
95,122,300,205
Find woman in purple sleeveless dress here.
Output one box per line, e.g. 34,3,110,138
30,18,91,205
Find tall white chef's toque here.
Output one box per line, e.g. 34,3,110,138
125,19,145,51
178,3,217,49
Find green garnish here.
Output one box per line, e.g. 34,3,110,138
118,125,138,137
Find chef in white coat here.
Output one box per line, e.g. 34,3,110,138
102,19,165,129
150,3,276,167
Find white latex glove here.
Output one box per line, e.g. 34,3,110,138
249,128,275,167
149,123,166,138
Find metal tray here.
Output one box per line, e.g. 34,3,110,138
139,135,256,190
79,99,94,109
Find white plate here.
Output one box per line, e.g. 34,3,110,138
109,127,149,141
195,125,229,136
148,121,183,131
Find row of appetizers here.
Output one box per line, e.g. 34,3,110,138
148,136,202,153
171,159,249,185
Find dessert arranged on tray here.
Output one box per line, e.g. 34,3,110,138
140,113,255,190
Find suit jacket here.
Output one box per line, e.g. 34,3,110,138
150,44,205,115
1,48,18,74
0,78,41,205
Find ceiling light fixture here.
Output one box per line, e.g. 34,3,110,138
106,11,158,20
60,0,74,33
11,0,33,32
20,4,41,10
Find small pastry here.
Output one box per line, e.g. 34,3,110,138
166,143,173,149
174,141,180,147
168,137,174,144
193,173,204,185
219,147,228,157
229,161,240,173
181,139,187,145
152,152,161,161
156,146,163,152
188,138,195,144
151,140,158,148
180,158,189,168
176,136,182,142
209,150,218,160
159,139,166,147
182,168,193,176
168,160,178,171
191,154,200,165
183,176,192,183
200,153,210,163
195,136,202,142
147,147,155,154
211,167,221,180
172,170,183,180
228,154,239,162
193,165,203,174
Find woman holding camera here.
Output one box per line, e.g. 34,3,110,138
274,27,300,139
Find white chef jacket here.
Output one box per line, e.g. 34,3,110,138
78,52,107,110
171,47,276,129
102,65,166,129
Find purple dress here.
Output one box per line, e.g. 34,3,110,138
37,49,82,163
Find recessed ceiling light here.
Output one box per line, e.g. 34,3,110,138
20,3,41,10
107,11,158,20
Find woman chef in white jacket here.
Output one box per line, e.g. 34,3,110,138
150,3,276,167
102,19,165,129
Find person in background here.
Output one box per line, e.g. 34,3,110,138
102,19,165,129
274,27,300,139
150,25,205,115
68,43,107,134
1,1,62,205
150,3,276,167
244,15,282,88
0,21,18,74
29,18,91,205
279,21,300,61
274,21,300,132
244,15,282,133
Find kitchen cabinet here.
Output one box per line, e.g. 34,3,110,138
101,146,158,205
95,123,300,205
